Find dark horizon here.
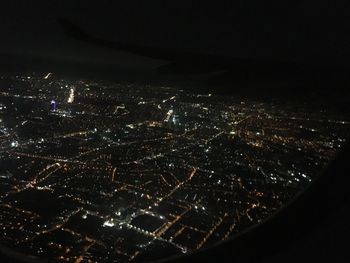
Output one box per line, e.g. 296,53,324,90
2,1,350,70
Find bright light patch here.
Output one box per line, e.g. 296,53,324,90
67,88,75,103
103,220,115,227
43,73,52,80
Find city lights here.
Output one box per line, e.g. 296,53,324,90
0,72,348,262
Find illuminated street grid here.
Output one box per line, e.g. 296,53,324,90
0,73,349,262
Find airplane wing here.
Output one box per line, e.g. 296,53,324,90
58,18,237,74
58,18,349,86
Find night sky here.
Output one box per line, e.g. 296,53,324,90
1,1,350,70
